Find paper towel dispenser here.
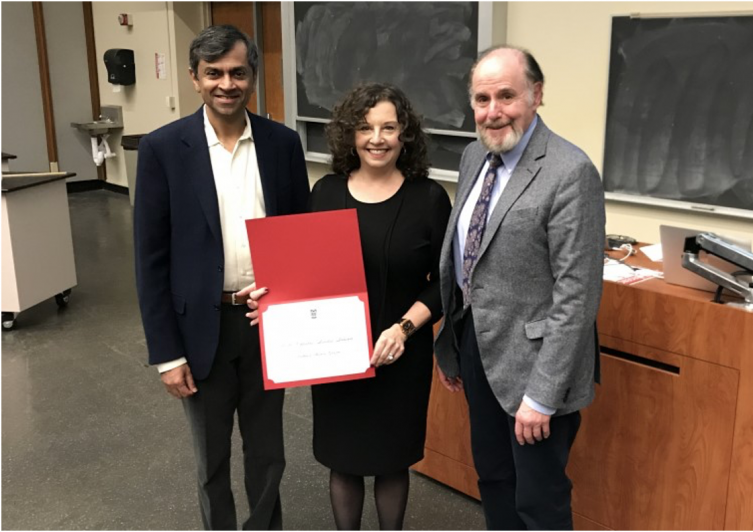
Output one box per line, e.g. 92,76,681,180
104,49,135,86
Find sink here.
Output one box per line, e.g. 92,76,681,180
71,120,119,135
71,105,123,136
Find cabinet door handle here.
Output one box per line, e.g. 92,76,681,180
601,346,680,375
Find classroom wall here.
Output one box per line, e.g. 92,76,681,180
45,2,98,182
1,2,99,181
169,2,206,117
1,2,52,173
307,1,753,244
507,1,753,243
92,2,205,188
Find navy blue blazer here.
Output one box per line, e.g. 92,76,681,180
134,107,310,380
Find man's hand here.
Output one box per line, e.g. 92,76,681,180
514,400,551,445
436,364,463,393
161,364,197,399
237,283,269,326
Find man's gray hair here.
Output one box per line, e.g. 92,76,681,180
468,45,545,99
189,25,259,79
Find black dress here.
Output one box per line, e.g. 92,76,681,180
309,174,452,476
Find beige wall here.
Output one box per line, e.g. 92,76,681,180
506,1,753,243
169,2,206,117
92,2,206,187
85,1,751,244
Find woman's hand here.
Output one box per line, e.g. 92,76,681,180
236,283,269,326
370,324,406,367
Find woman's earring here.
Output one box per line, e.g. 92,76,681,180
350,147,357,157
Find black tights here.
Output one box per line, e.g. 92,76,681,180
329,469,410,530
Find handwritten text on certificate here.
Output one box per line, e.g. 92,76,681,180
261,296,371,384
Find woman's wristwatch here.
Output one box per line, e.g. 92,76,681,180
398,318,416,338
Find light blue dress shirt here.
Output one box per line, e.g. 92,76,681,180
452,116,556,416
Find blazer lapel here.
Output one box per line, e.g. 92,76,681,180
439,141,486,318
455,143,487,216
477,119,550,260
444,142,487,247
249,113,277,216
181,108,222,245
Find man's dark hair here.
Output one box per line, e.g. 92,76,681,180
189,25,259,80
468,45,545,97
325,82,430,181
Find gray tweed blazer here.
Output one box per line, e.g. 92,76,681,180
434,117,606,416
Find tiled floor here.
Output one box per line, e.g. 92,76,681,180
1,190,485,530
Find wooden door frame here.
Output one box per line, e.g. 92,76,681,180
209,2,284,122
32,2,58,171
210,2,260,114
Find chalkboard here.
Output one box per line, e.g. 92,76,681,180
294,2,479,133
603,15,753,215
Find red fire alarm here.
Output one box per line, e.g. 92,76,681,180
118,13,133,27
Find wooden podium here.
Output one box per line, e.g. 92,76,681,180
412,253,753,530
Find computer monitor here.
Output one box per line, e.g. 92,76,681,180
660,225,752,293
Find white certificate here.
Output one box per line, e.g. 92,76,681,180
261,295,371,385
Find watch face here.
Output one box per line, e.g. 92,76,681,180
401,319,416,336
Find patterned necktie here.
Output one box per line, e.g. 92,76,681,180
462,153,503,308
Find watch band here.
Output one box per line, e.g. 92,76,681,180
398,318,416,338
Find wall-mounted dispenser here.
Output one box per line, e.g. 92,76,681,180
104,49,135,88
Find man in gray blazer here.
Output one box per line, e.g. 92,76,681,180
434,45,605,530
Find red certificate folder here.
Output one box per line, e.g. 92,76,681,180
246,209,375,389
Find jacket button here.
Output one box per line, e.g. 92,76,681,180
218,266,223,272
213,305,220,311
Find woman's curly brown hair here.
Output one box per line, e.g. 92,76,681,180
325,82,430,181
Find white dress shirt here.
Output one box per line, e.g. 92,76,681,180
452,116,555,416
158,107,265,373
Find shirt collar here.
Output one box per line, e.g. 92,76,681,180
498,114,538,172
202,105,253,148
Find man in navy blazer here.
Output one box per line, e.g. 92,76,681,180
134,25,309,530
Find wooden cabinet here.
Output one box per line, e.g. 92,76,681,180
570,338,738,530
413,362,480,499
414,265,753,530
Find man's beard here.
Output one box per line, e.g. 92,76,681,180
477,122,523,154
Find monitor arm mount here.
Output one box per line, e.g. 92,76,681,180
682,232,753,312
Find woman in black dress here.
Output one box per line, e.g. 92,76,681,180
309,83,451,530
